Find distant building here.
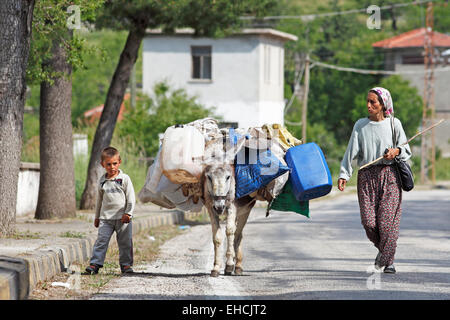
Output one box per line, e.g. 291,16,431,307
142,28,298,129
373,28,450,157
83,93,130,124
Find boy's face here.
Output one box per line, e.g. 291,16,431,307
101,155,121,178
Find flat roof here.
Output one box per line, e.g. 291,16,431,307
145,28,298,42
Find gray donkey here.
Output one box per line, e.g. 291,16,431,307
202,163,257,277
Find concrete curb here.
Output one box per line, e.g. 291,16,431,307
0,209,204,300
0,256,29,300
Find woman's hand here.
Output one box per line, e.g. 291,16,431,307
383,147,400,160
338,178,347,192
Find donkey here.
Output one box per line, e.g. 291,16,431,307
202,163,257,277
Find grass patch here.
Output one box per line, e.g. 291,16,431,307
59,231,86,239
10,230,42,240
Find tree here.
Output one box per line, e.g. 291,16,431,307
80,0,279,209
35,32,78,219
0,0,35,236
28,0,104,219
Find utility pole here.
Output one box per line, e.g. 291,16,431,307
294,52,303,103
302,53,310,143
420,2,436,185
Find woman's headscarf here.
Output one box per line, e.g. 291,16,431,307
370,87,394,116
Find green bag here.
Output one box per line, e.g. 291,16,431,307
269,178,310,218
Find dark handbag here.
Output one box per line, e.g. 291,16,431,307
390,116,414,191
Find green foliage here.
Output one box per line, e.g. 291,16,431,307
435,157,450,180
398,1,450,33
60,231,86,238
27,0,105,84
174,0,280,37
95,0,174,31
96,0,279,36
21,136,40,163
74,154,89,206
23,113,40,143
117,82,215,157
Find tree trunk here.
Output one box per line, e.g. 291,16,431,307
35,34,76,219
80,28,145,209
0,0,35,236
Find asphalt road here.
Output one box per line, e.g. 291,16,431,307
92,189,450,300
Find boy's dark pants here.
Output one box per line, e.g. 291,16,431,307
90,219,133,268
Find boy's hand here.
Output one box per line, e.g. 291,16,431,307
94,219,100,228
121,214,131,224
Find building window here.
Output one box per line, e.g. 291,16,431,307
218,121,238,129
402,55,424,64
191,46,212,80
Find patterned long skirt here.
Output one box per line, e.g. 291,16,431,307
357,164,402,267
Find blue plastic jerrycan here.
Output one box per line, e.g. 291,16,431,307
285,142,332,201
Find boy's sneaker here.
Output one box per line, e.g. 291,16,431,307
85,264,100,275
384,264,396,274
121,265,134,274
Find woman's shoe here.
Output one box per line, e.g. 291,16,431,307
374,252,382,270
384,264,396,273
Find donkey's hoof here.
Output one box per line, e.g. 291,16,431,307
224,265,234,275
234,267,243,275
210,270,220,277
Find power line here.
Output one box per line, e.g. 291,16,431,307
241,0,443,22
309,58,450,75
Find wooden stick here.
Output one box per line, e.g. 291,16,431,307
359,119,445,170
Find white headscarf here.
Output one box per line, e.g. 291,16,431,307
370,87,394,116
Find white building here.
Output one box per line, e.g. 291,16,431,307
142,28,298,129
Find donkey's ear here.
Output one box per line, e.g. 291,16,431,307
201,164,210,184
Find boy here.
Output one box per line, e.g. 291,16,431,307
85,147,136,275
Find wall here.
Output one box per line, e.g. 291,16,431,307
73,133,88,157
16,163,40,217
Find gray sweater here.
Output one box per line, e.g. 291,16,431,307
339,117,412,181
95,169,136,220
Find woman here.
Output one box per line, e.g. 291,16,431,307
338,87,411,274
